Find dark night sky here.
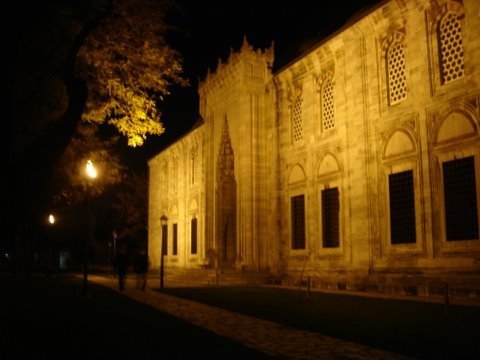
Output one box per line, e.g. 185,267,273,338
9,0,384,164
5,0,382,257
9,0,383,164
142,0,383,158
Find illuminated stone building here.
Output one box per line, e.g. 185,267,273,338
149,0,480,294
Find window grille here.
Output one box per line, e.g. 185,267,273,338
443,157,479,241
322,79,335,131
387,41,407,105
191,218,198,254
173,223,178,255
161,224,168,255
438,12,465,84
292,95,303,142
291,195,306,249
389,170,416,244
322,188,340,248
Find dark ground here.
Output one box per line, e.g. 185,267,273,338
162,285,480,359
2,272,480,359
0,273,273,360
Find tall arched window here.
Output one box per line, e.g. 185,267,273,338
438,11,465,84
190,147,198,185
317,153,342,251
383,130,418,246
288,164,307,250
291,195,306,249
321,75,335,131
292,93,303,142
387,39,407,105
191,217,198,254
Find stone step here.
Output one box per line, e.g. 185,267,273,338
161,268,272,287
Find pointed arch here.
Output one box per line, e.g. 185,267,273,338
318,153,340,177
435,111,477,144
189,199,198,212
216,118,237,265
288,164,307,185
383,130,416,159
170,205,178,217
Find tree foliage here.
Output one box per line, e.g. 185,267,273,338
9,0,186,269
11,0,93,160
78,0,187,147
53,122,124,208
112,171,148,244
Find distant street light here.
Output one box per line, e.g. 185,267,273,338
160,215,168,290
84,160,97,297
48,214,55,276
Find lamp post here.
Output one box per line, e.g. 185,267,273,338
112,230,117,278
48,214,55,276
160,215,168,290
84,160,97,297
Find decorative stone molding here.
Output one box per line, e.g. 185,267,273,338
427,95,480,257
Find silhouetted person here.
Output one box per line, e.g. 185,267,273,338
115,249,128,291
133,249,148,291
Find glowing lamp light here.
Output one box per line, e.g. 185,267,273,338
48,214,55,225
86,160,97,179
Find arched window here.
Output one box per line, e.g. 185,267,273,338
292,93,303,142
190,147,198,185
386,40,407,105
438,11,465,84
321,187,339,248
288,164,307,250
321,76,335,131
383,130,418,245
317,153,342,250
291,195,306,249
191,217,198,254
431,109,479,247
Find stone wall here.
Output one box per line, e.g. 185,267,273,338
148,125,205,270
274,0,480,283
149,0,480,289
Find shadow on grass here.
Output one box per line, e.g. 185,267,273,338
162,286,480,359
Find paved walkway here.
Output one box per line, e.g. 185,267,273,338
89,275,412,360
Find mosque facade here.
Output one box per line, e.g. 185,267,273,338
148,0,480,292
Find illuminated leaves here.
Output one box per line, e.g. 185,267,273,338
78,0,186,147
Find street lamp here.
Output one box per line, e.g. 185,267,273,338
160,215,168,290
48,214,55,276
84,160,97,297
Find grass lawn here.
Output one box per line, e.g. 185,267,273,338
162,285,480,359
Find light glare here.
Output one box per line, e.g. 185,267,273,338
86,160,97,179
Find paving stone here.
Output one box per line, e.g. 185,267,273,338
90,275,412,360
